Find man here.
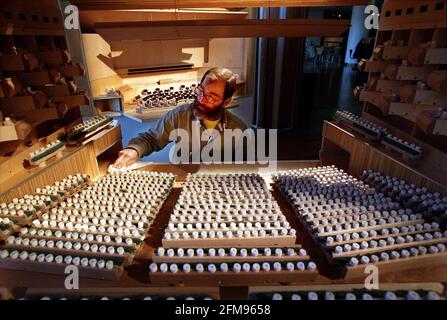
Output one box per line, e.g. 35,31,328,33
113,67,248,169
352,38,366,61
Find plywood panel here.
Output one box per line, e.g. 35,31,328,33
110,39,207,69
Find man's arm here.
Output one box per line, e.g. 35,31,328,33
113,108,180,169
126,107,179,158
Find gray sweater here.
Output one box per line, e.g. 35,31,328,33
127,103,248,160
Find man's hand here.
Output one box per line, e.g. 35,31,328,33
113,148,139,169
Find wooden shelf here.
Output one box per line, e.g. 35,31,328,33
0,96,38,115
413,90,447,106
248,283,445,298
16,71,61,86
0,124,122,202
162,235,296,249
51,94,90,107
48,64,85,77
424,47,447,64
0,1,86,184
37,50,71,65
0,53,39,72
407,46,428,66
427,70,447,92
372,93,398,114
416,111,447,136
376,79,414,94
95,19,351,42
36,84,76,97
322,120,447,193
380,0,447,28
366,2,447,139
358,90,380,104
382,46,410,59
0,257,123,281
396,66,433,81
359,60,387,73
344,252,447,280
0,26,65,37
123,108,173,122
71,0,368,10
26,106,66,123
150,269,318,286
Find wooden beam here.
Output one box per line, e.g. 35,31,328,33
95,19,350,41
71,0,368,10
80,8,248,31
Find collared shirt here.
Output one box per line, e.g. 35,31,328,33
127,102,248,160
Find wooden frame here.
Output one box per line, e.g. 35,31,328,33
0,125,122,202
71,0,368,10
1,160,445,291
15,71,61,86
320,120,447,193
416,111,447,136
379,0,447,29
248,282,445,299
150,269,318,286
361,0,447,150
332,239,447,259
162,235,297,249
344,252,447,279
388,102,438,122
24,286,220,300
95,19,350,42
0,257,123,281
358,60,387,73
376,79,414,94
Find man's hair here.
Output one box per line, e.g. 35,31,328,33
200,67,238,100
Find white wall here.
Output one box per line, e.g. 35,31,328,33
344,6,369,64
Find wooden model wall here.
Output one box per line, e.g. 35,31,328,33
82,33,248,106
0,0,89,146
320,120,447,194
358,0,447,142
0,124,122,203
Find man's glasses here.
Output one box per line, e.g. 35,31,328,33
195,85,224,104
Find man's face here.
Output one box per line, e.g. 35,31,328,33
195,78,228,119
